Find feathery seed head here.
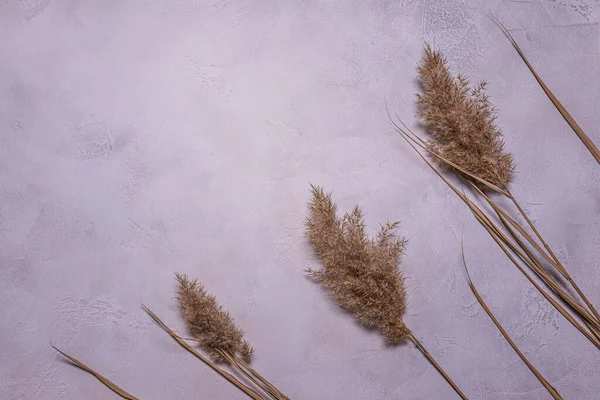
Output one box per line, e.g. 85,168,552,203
417,44,515,188
175,273,253,363
306,186,410,344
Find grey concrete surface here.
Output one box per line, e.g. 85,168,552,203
1,1,599,399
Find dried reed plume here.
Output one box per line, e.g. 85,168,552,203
417,44,515,188
306,185,466,399
306,185,409,343
391,44,600,352
176,273,253,363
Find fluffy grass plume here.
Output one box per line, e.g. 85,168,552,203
175,273,253,363
417,44,515,187
306,185,467,398
306,184,410,344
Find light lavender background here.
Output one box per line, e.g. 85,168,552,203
1,1,599,399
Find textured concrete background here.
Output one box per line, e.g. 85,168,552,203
1,1,599,399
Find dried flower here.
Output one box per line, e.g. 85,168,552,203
417,44,515,187
175,273,253,363
306,185,410,344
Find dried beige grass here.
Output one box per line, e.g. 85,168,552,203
306,184,410,343
174,275,289,400
175,273,253,363
391,44,600,349
306,185,466,399
394,119,600,348
417,44,515,187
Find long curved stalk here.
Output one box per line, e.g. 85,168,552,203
491,13,600,164
461,248,563,400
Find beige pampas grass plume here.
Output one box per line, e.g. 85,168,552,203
306,184,466,399
175,273,253,363
306,185,410,343
174,274,290,400
417,44,515,188
392,44,600,355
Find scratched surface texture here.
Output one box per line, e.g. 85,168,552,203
1,1,599,399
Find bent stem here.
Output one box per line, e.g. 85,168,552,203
461,245,563,400
52,345,139,400
407,331,467,399
466,196,600,349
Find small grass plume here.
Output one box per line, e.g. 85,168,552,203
417,44,515,187
306,184,410,343
175,273,254,363
306,185,466,399
174,275,289,400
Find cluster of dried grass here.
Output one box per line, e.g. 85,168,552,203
54,275,289,400
390,38,598,399
175,273,254,363
52,17,599,400
416,44,515,187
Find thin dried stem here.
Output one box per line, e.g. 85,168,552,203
217,349,280,400
466,196,600,349
52,346,139,400
142,305,263,400
229,353,291,400
504,188,600,324
408,332,467,400
491,13,600,164
182,340,289,399
460,247,563,400
471,183,600,333
394,125,600,349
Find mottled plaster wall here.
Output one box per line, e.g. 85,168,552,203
1,1,599,399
